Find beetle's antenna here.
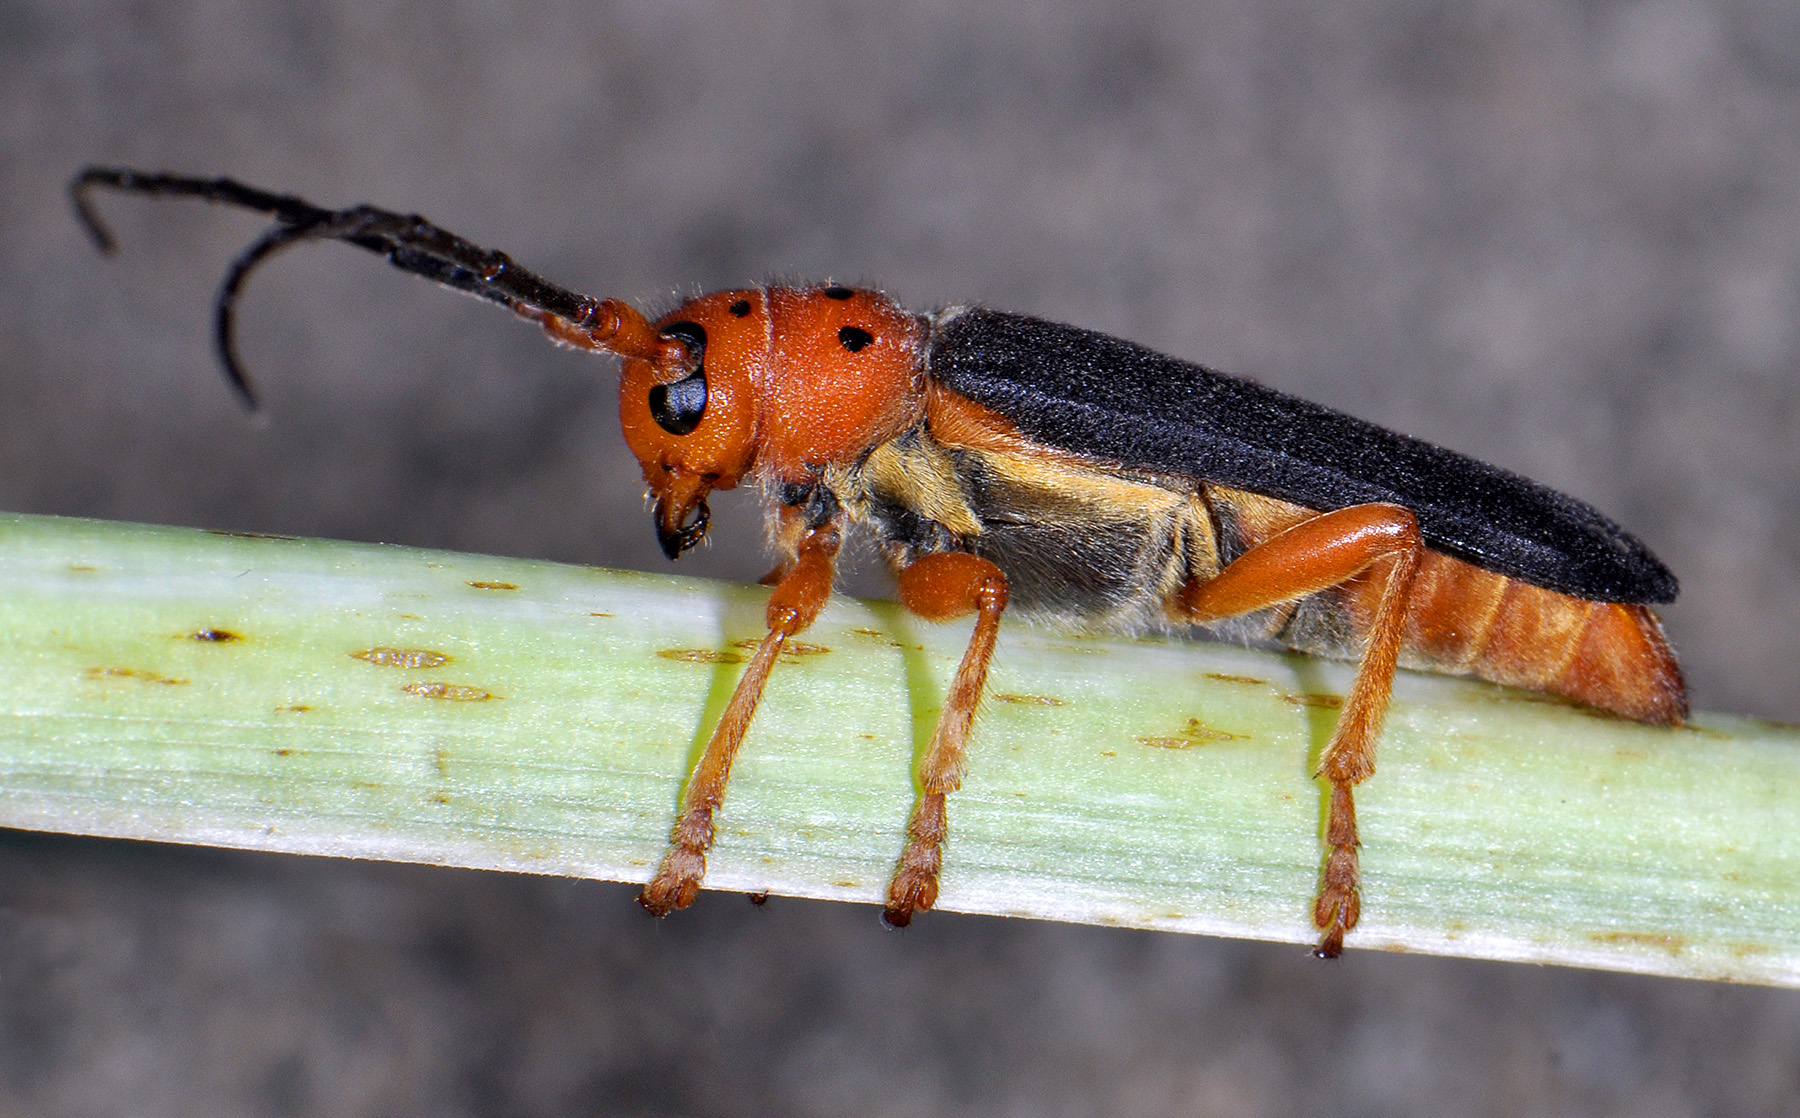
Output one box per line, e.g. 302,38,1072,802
71,167,670,409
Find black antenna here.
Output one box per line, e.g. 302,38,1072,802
71,167,610,408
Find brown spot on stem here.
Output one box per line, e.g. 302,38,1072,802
850,628,910,648
995,693,1066,706
467,580,518,591
83,667,188,685
732,638,830,658
1138,737,1191,750
403,682,496,702
207,529,299,541
1204,672,1266,685
190,627,241,642
658,648,746,664
352,647,451,669
1284,692,1343,709
1590,931,1685,954
1138,718,1246,749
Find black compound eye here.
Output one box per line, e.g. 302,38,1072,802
648,372,706,435
649,321,707,435
838,326,874,352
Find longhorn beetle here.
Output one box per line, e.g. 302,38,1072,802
71,167,1686,957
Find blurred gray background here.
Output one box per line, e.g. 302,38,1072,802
4,0,1799,1114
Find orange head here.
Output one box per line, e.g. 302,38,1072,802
602,284,926,559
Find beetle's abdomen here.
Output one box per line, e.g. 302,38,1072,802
1272,541,1686,726
1209,485,1686,726
1399,553,1686,724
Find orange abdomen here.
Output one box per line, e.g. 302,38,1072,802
1401,551,1686,726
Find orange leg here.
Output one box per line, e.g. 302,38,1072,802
640,521,841,915
884,552,1010,926
1178,503,1422,957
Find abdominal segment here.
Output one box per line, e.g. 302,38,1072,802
1259,530,1687,726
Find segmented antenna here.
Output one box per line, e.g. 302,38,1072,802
70,167,647,408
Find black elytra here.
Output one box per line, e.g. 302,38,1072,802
926,309,1677,605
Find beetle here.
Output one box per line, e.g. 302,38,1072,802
71,167,1686,957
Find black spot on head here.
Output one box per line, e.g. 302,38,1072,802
838,326,874,352
729,299,751,317
823,285,854,300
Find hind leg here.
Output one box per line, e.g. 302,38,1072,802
1176,504,1422,956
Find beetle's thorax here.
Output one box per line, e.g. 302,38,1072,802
754,286,928,480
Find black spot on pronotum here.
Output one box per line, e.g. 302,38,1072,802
823,285,854,300
838,326,874,352
729,299,751,317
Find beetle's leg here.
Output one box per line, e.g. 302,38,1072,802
1176,503,1422,957
639,521,842,915
885,552,1010,926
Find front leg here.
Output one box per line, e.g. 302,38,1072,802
1176,503,1422,957
639,518,842,915
884,552,1010,926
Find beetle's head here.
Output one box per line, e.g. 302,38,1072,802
597,284,922,561
608,290,766,559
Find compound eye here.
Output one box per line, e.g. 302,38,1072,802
648,321,707,436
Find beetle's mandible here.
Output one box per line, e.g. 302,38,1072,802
72,168,1686,957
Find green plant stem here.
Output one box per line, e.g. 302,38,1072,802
1,512,1795,984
